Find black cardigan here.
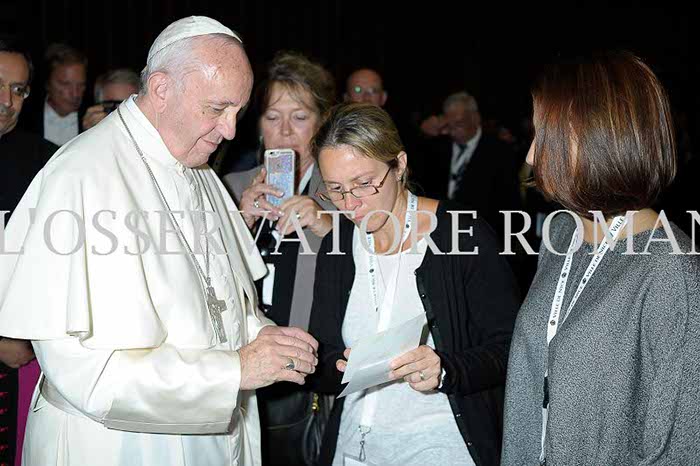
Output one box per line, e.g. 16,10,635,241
308,200,520,466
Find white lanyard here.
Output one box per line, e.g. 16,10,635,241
355,191,417,462
539,216,626,464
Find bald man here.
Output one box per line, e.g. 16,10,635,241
344,68,387,107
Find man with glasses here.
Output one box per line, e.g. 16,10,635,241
344,68,387,108
0,38,57,466
82,68,140,131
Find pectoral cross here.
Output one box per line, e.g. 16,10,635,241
206,286,228,343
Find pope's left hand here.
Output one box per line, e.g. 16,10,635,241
389,345,441,392
275,195,332,237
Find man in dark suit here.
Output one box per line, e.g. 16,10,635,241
415,91,522,239
20,43,87,146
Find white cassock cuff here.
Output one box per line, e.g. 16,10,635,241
34,337,243,435
104,345,242,434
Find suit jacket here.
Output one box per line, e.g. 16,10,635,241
414,134,522,238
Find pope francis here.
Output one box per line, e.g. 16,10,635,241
0,16,318,466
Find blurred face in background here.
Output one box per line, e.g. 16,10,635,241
345,69,387,107
0,52,30,136
100,82,139,103
260,82,320,163
47,62,86,116
443,102,480,145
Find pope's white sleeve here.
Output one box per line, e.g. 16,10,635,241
34,337,242,434
246,309,275,342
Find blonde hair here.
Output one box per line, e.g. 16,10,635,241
311,103,409,185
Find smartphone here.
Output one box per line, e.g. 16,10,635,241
264,149,295,207
101,100,122,114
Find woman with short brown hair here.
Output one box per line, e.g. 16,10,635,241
501,51,700,465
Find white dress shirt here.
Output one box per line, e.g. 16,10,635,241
43,100,79,146
448,127,482,200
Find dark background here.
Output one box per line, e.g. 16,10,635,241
3,1,696,141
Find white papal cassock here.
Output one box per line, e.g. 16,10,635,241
0,96,273,466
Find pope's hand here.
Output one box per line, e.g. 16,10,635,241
239,326,319,390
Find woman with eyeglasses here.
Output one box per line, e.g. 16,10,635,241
307,103,520,466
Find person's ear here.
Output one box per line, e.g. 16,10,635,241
147,72,170,113
396,151,408,181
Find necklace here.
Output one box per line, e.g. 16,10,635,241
117,107,228,343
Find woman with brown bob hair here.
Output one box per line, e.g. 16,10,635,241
502,51,700,465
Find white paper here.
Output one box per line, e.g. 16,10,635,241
338,314,426,398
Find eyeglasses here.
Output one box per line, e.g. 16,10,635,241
0,80,30,99
317,167,393,202
351,85,383,96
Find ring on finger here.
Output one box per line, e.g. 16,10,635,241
295,212,301,220
284,358,295,371
419,370,426,381
253,199,260,209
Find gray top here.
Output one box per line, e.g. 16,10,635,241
502,215,700,465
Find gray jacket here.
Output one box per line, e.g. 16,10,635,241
501,214,700,465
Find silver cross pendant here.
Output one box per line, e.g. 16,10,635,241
206,286,228,343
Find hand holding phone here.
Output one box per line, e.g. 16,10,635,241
264,149,295,207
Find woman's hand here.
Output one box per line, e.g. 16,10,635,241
276,195,333,237
239,168,285,229
390,345,442,392
336,348,351,373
